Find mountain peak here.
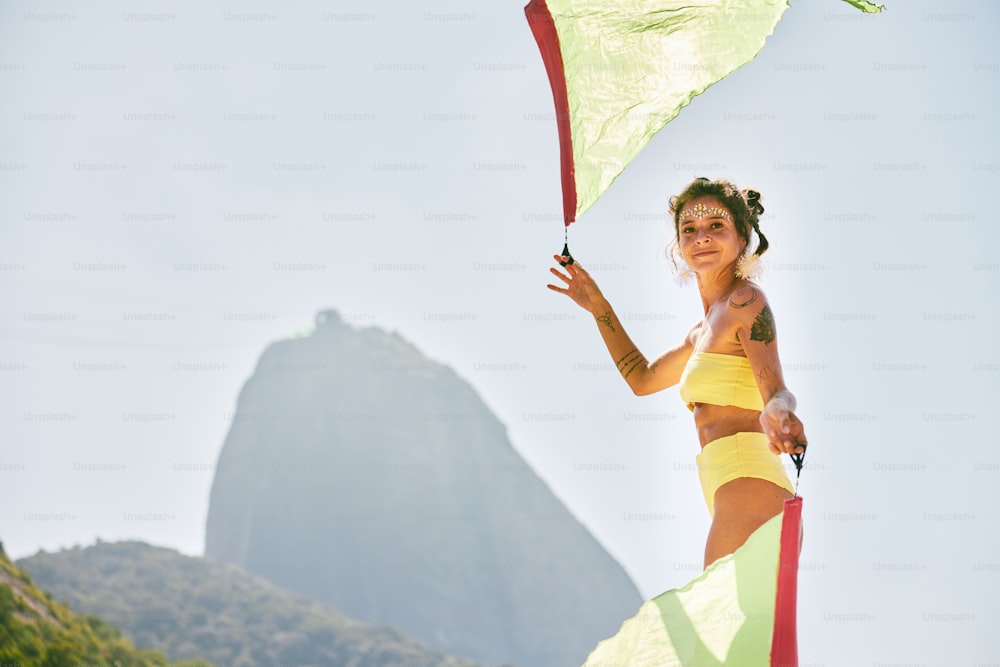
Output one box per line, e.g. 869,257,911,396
205,315,642,667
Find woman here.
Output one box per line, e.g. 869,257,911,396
547,177,807,569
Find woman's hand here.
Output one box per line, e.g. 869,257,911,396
760,393,807,457
547,255,607,313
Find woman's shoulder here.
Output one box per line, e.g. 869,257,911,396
719,280,781,348
724,279,768,311
720,281,774,332
684,320,704,348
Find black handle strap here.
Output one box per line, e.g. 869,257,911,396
791,444,806,496
559,241,574,266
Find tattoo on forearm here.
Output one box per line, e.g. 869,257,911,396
616,348,638,368
624,357,645,378
616,348,646,377
729,287,758,309
750,304,776,344
597,311,615,331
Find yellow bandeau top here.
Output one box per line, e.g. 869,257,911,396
678,351,763,412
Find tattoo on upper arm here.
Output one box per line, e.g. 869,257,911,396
755,365,776,382
728,287,758,309
750,304,776,344
598,311,616,332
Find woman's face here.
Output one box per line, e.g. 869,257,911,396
676,196,745,274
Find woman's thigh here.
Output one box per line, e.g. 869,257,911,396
703,476,792,568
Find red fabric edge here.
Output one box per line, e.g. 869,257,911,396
770,496,802,667
524,0,576,226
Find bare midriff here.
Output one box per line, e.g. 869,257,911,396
691,403,764,448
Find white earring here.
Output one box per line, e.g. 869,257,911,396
735,252,763,279
668,243,696,286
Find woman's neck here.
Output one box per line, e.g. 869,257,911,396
695,267,740,314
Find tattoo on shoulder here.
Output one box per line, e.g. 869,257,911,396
597,311,615,332
728,287,758,309
750,304,776,345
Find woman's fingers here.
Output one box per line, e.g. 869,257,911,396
761,409,806,456
549,266,570,282
548,258,580,301
785,414,807,454
780,430,806,455
555,255,584,274
553,254,575,267
548,254,597,311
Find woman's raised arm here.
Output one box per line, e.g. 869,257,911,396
547,255,693,396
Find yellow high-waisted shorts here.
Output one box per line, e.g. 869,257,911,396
696,431,794,517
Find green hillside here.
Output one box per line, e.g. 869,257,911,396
17,539,490,667
0,540,210,667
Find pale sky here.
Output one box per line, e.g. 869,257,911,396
1,1,997,665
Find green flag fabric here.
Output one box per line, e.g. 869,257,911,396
525,0,884,224
582,500,799,667
840,0,885,13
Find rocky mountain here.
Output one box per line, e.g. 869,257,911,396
204,310,643,667
17,539,483,667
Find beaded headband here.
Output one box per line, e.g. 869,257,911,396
679,202,730,220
